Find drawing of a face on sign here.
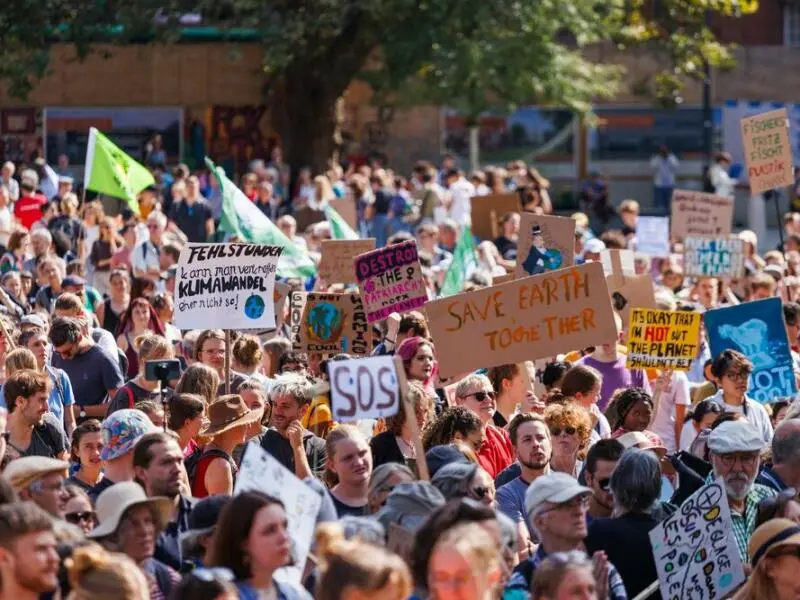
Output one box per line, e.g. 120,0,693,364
522,224,563,276
307,302,347,345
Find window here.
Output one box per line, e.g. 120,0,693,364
784,5,800,46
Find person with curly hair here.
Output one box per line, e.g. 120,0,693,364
422,406,484,453
370,382,435,470
544,402,592,478
608,387,665,450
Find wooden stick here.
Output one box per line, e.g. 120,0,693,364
224,329,232,395
631,580,659,600
394,355,430,481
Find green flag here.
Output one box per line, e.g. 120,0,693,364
440,226,477,297
83,128,155,214
207,157,316,279
325,206,359,240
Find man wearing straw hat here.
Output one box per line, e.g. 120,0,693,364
4,456,70,520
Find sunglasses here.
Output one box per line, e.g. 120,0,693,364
550,426,577,436
464,391,495,402
65,511,96,524
598,478,611,492
470,486,490,500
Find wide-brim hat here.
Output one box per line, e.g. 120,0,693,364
750,518,800,568
4,456,69,492
200,394,262,437
87,481,172,540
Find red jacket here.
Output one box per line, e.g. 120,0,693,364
476,424,514,479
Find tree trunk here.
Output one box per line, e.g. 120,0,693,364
468,125,480,172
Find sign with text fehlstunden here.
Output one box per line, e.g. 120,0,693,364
627,309,701,371
740,108,795,195
671,189,734,238
425,262,617,379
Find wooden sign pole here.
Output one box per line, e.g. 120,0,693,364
225,329,232,395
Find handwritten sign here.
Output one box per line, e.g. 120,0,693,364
683,236,745,278
740,108,795,195
636,216,670,257
424,262,617,379
515,214,574,278
328,355,401,421
600,249,635,280
296,292,371,355
253,282,291,342
354,240,427,323
236,444,322,585
607,273,657,330
289,291,308,351
649,478,745,600
470,192,521,241
318,239,376,284
670,190,734,238
174,243,281,330
329,197,358,230
627,309,701,370
705,297,797,402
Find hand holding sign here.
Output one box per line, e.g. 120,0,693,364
328,355,402,421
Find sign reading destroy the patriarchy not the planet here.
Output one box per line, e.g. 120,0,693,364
740,108,795,195
683,236,745,278
424,262,617,379
627,309,701,371
174,243,282,330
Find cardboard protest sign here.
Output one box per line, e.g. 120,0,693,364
253,282,292,342
649,478,745,600
424,262,617,378
493,273,514,286
705,297,797,402
683,236,745,278
296,292,371,355
670,189,734,238
600,250,635,280
318,239,376,284
294,205,326,233
515,214,575,278
328,355,402,421
635,216,670,257
174,243,281,330
626,309,701,371
288,291,307,351
329,197,357,230
470,192,521,241
740,108,794,195
603,253,657,330
236,444,322,585
354,240,427,323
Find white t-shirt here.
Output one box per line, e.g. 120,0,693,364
651,371,691,453
448,177,475,227
679,421,700,452
707,389,773,444
0,206,12,247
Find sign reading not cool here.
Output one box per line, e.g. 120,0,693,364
327,355,401,421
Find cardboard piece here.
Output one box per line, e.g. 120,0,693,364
354,240,428,324
289,291,308,351
296,292,371,355
670,189,734,238
635,216,670,258
683,236,745,278
329,197,358,230
515,213,575,278
600,250,635,283
470,192,521,241
174,243,282,330
253,282,292,342
705,297,797,402
318,239,376,284
327,355,401,421
649,478,745,600
424,262,617,379
740,108,795,195
294,205,326,233
606,273,657,330
493,273,515,286
626,309,701,371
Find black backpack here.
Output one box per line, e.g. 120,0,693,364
184,447,238,488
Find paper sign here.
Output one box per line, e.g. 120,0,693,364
636,217,670,257
470,192,521,241
424,262,617,379
705,297,797,402
607,273,657,330
626,309,701,371
515,213,575,278
318,239,376,284
740,108,795,195
683,236,745,278
236,444,322,585
253,282,292,342
354,240,427,323
174,243,281,330
297,292,371,355
670,190,734,238
649,478,745,600
328,355,401,421
600,250,635,281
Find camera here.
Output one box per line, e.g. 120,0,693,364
145,359,182,383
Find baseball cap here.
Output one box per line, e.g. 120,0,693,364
100,409,157,461
20,314,46,329
707,420,765,454
62,275,86,288
616,431,667,458
524,472,591,517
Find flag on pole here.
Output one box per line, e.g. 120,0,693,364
325,206,359,240
83,128,154,214
440,226,477,297
207,158,316,279
40,163,60,200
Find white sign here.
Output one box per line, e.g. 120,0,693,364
174,243,282,330
635,217,671,257
649,478,745,600
235,444,322,585
600,249,635,279
328,355,401,421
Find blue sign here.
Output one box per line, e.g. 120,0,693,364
705,298,797,403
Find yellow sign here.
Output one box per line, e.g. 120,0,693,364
626,309,701,371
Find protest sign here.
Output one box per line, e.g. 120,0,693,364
670,190,734,238
470,192,521,241
683,236,745,278
253,282,291,342
515,214,575,278
294,205,326,233
289,291,307,351
236,444,322,585
174,243,282,330
296,292,371,355
329,197,358,230
425,262,617,378
606,272,657,330
635,216,670,257
318,239,376,284
705,297,797,402
354,240,428,323
600,250,635,282
626,309,701,371
740,108,795,195
493,273,514,286
328,355,402,421
649,478,745,600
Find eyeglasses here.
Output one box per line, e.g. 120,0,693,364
65,511,96,525
191,567,235,582
598,478,611,492
717,452,759,467
462,391,495,402
541,495,589,515
550,426,577,436
723,370,751,382
470,486,491,500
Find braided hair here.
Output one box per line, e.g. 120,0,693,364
610,387,654,431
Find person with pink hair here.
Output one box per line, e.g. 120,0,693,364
396,336,438,398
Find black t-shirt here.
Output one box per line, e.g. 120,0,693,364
369,431,406,469
373,188,392,215
256,429,327,480
493,236,518,260
4,414,68,460
107,381,163,415
89,477,117,504
169,200,212,243
329,491,368,518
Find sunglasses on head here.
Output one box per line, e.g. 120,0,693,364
65,511,96,524
465,391,495,402
550,426,577,436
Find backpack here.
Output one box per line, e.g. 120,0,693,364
702,167,715,193
184,447,238,488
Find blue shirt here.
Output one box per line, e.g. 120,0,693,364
757,465,789,492
237,580,313,600
0,367,74,425
496,477,533,537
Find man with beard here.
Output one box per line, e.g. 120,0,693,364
708,419,777,562
583,439,625,521
133,432,194,571
4,370,68,460
496,413,552,557
0,502,59,600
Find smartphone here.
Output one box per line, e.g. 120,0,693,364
144,359,182,382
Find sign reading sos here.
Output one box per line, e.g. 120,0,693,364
328,355,401,421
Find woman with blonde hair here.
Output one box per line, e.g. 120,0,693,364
733,518,800,600
108,333,174,414
176,363,220,406
80,201,105,259
327,424,373,517
231,334,268,385
66,543,150,600
532,551,598,600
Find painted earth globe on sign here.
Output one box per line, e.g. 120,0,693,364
244,294,266,320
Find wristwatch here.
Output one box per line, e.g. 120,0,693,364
79,407,87,418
